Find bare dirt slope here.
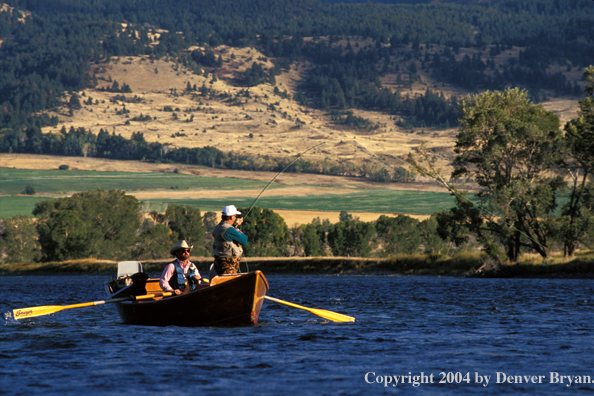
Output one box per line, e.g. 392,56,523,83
42,44,580,183
43,47,459,178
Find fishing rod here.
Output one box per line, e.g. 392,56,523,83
227,141,326,272
243,141,327,219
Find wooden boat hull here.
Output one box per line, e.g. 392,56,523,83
107,271,269,327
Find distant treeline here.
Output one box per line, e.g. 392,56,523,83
1,0,591,132
0,189,448,264
0,126,415,182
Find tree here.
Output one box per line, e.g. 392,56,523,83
133,224,175,260
418,215,446,254
239,207,289,257
165,204,206,255
0,216,41,264
559,66,594,256
33,190,141,261
22,185,36,195
339,210,353,222
299,222,326,257
375,215,421,256
409,88,563,262
202,211,218,232
327,219,375,257
69,93,82,109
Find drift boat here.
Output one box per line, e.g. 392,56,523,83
4,262,353,324
104,261,269,327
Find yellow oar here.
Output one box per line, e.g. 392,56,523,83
263,296,355,323
3,292,173,321
203,278,354,322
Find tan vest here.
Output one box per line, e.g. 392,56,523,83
212,221,243,258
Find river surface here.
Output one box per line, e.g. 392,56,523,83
1,274,593,395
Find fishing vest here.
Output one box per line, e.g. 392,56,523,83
212,221,243,258
169,260,199,291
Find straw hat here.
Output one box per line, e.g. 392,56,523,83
170,240,193,255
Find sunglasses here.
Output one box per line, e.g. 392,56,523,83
180,249,191,253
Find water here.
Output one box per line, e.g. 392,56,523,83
1,274,593,395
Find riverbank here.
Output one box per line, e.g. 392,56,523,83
1,254,593,278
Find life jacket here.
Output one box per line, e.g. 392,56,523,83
212,221,243,258
170,260,199,291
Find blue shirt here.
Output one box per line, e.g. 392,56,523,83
224,226,248,245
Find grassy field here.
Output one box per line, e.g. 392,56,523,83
0,189,456,218
0,196,47,218
145,189,457,216
0,168,267,194
0,166,458,218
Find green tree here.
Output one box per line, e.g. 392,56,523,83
299,222,326,257
69,93,82,109
133,224,175,260
22,185,36,195
409,88,563,262
327,219,375,257
33,190,141,261
0,216,41,264
239,207,288,257
375,215,421,256
339,210,353,222
418,215,446,254
202,211,218,232
165,204,206,255
559,66,594,256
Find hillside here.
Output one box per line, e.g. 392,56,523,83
0,0,590,183
41,41,581,180
45,48,451,175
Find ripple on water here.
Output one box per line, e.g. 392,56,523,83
1,275,594,395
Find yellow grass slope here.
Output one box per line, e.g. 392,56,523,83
42,46,459,178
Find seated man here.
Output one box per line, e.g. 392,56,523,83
159,240,201,295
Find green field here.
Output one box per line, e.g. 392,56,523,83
0,168,266,194
145,189,457,215
0,190,457,218
0,168,458,218
0,196,48,218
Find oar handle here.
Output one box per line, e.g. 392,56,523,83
134,292,173,301
4,292,175,321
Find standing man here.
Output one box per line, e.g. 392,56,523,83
212,205,248,275
160,240,201,295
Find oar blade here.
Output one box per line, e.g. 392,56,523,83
308,308,355,323
264,296,355,323
5,305,67,320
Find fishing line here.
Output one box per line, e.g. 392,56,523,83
234,141,327,272
243,141,327,219
406,143,549,254
328,136,549,255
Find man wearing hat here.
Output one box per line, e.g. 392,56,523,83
212,205,248,275
159,240,201,295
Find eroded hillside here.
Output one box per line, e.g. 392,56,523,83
42,40,581,182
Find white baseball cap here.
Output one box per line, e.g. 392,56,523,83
222,205,241,216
